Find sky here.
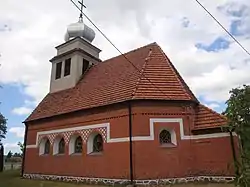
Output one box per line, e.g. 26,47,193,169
0,0,250,154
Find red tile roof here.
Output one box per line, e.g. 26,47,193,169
25,42,225,128
194,104,227,130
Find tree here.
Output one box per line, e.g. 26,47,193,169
223,85,250,187
13,152,22,157
0,61,7,142
0,112,7,140
6,150,13,159
18,142,24,156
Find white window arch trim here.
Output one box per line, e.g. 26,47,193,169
53,136,65,155
69,134,83,155
87,132,103,154
159,128,177,146
39,137,50,156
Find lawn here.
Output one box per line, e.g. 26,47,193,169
0,170,235,187
0,170,101,187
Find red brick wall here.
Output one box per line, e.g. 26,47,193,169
24,101,237,179
25,104,130,179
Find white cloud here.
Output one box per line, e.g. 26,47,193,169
9,127,25,138
205,103,220,110
12,107,32,116
4,142,19,149
3,142,20,154
0,0,250,110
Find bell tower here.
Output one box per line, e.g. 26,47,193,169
49,1,101,93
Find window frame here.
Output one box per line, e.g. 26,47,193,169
93,134,103,153
74,136,83,154
87,132,104,155
44,139,50,155
55,62,62,80
159,129,177,148
82,59,89,75
64,58,71,77
159,130,172,144
58,138,65,154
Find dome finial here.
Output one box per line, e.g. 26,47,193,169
78,0,86,23
65,0,95,43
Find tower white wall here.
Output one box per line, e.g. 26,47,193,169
49,37,101,93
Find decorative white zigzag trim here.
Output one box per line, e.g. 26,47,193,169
26,118,236,148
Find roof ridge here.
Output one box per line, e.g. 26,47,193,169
131,48,153,99
155,44,199,102
101,42,157,63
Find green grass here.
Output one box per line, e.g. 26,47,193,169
0,170,100,187
0,170,235,187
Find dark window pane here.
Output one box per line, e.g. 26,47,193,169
44,139,50,154
82,59,89,75
55,62,62,79
64,58,71,76
58,138,65,154
74,136,82,153
159,130,171,144
93,134,103,152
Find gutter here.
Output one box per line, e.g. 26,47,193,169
21,123,28,177
128,101,134,185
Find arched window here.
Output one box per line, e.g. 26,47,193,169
58,138,65,154
44,139,50,154
159,130,172,144
87,132,104,154
74,136,82,153
93,134,103,153
39,137,51,155
53,136,66,155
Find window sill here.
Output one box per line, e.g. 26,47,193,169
70,153,82,156
54,153,65,156
160,143,177,148
88,152,103,156
39,153,50,156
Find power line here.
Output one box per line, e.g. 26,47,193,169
69,0,167,96
193,0,250,57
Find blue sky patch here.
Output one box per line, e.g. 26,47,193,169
230,20,245,36
0,84,29,154
195,37,230,52
217,3,248,18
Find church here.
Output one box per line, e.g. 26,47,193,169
22,13,238,186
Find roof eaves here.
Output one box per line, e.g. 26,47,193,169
193,104,228,129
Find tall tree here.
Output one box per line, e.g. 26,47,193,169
18,142,24,156
6,150,13,159
0,62,7,142
0,112,7,140
223,85,250,187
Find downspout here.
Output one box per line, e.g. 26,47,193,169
229,130,239,176
21,123,28,177
128,101,134,185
